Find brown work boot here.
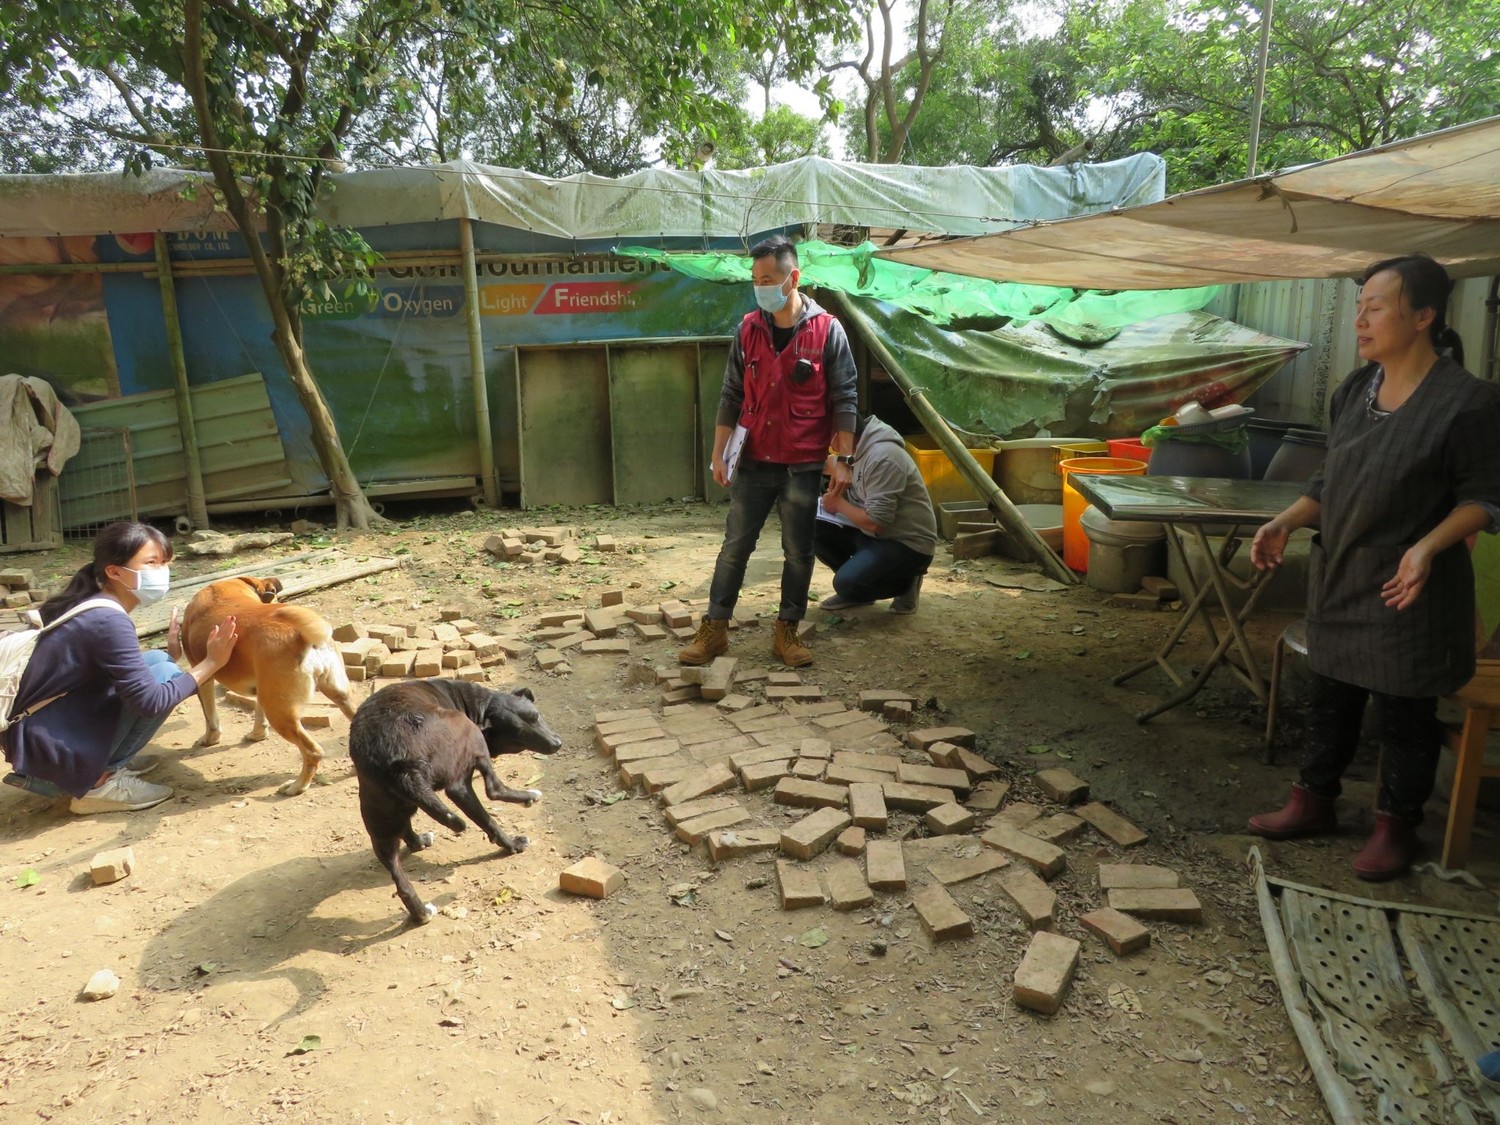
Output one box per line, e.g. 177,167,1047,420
1247,783,1338,840
773,619,813,668
678,618,729,666
1352,812,1420,881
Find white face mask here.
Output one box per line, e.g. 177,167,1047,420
753,275,791,314
125,565,171,606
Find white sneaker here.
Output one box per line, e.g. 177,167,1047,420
117,754,161,777
69,773,174,814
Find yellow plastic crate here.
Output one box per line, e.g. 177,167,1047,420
903,434,998,506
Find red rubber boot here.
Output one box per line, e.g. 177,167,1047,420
1247,784,1338,840
1351,812,1419,881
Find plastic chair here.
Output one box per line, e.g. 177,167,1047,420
1262,618,1308,763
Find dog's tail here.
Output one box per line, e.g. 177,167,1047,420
303,639,350,696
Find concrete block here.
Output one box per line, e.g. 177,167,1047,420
1013,931,1080,1014
559,857,624,899
924,802,976,835
1107,888,1203,923
89,846,136,885
847,782,888,830
980,825,1066,879
825,860,874,911
1079,907,1151,955
1034,768,1089,805
780,807,852,860
865,839,906,891
912,885,974,942
1076,802,1148,847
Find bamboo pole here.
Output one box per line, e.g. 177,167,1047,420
825,292,1077,585
459,218,500,507
154,233,211,531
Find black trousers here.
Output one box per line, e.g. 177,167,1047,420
1298,672,1441,822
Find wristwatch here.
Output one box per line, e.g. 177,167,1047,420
832,454,854,466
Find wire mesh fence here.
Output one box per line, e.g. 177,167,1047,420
59,427,138,539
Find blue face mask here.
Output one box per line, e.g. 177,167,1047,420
754,276,790,314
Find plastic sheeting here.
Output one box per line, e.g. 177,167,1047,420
834,297,1307,439
0,153,1165,241
882,116,1500,287
619,240,1219,341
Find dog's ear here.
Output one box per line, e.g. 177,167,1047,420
510,686,536,703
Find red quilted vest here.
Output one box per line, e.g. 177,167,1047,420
736,309,835,465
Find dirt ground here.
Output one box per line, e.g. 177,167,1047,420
3,500,1497,1124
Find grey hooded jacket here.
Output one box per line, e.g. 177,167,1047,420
849,417,938,557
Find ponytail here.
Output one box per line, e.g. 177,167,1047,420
38,564,103,625
1435,324,1466,367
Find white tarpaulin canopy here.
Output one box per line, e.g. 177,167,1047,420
880,117,1500,289
0,153,1165,241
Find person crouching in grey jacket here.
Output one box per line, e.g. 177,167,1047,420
814,415,937,614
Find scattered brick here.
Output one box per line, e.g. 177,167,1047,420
413,650,443,677
833,750,901,773
380,652,417,677
836,826,866,856
781,807,852,860
663,794,740,827
847,782,889,831
789,758,826,781
594,707,653,724
1076,802,1148,847
535,649,568,672
825,762,891,787
785,701,848,719
1014,931,1080,1014
907,725,976,751
858,689,917,712
624,607,657,625
1106,591,1164,610
865,839,906,891
332,623,366,643
596,726,667,754
777,860,824,909
798,737,833,760
882,700,915,724
1027,813,1087,844
583,608,621,637
659,764,737,807
559,857,624,899
826,860,875,911
767,671,802,686
882,781,956,812
595,535,617,552
660,686,702,706
897,762,971,793
994,802,1044,830
981,825,1066,879
442,650,476,669
675,806,751,845
599,588,624,606
700,656,738,701
634,622,669,642
924,802,976,835
658,600,692,628
772,777,848,810
1098,864,1180,890
1107,887,1203,923
432,623,462,645
966,780,1011,810
1079,907,1151,955
707,828,781,863
730,743,801,770
639,762,697,792
716,693,754,712
457,667,490,683
581,638,630,655
1139,575,1178,600
928,851,1008,886
89,846,136,885
619,756,690,789
999,867,1056,930
302,714,332,730
550,631,595,651
766,685,824,702
912,885,974,942
740,760,793,791
1034,768,1089,805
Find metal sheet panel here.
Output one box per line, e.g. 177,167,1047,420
516,346,612,507
608,344,699,505
62,373,291,522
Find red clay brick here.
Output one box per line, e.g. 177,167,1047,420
1107,887,1202,923
1077,802,1148,847
776,860,824,909
773,777,848,810
1013,931,1079,1014
912,884,974,941
825,860,874,911
865,839,906,890
1079,906,1151,954
780,807,852,860
1034,768,1089,805
559,857,624,899
980,825,1066,879
999,867,1056,930
924,802,976,835
1097,864,1179,890
848,782,889,830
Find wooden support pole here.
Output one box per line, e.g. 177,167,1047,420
154,233,211,532
459,218,500,507
826,292,1077,585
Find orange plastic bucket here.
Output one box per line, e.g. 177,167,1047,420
1107,437,1152,464
1059,456,1148,571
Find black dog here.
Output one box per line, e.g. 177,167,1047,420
349,679,563,924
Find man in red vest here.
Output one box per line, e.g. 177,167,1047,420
680,235,858,668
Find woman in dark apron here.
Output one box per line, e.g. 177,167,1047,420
1247,254,1500,880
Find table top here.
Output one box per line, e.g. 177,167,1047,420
1069,475,1305,524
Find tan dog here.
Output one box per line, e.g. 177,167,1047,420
181,576,355,795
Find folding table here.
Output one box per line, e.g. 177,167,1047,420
1069,474,1305,723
